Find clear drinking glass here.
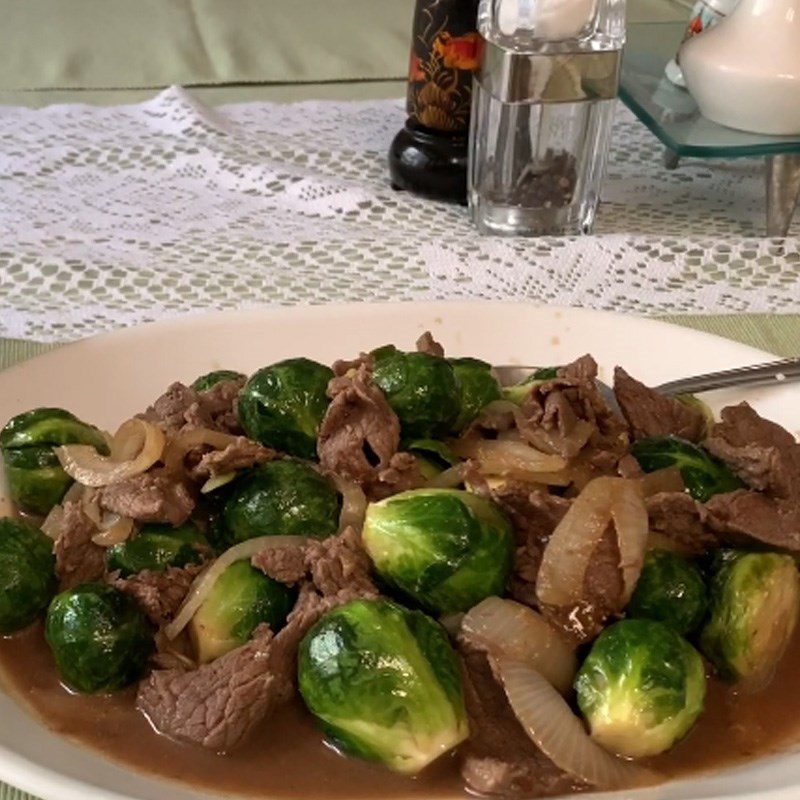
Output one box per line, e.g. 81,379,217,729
468,0,626,236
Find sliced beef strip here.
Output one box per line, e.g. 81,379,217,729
370,451,424,500
646,491,719,555
252,526,379,599
140,382,197,434
705,403,800,499
136,586,341,752
53,500,106,590
188,437,274,481
108,564,203,626
613,367,706,443
705,489,800,551
459,644,583,798
416,331,445,358
98,472,195,526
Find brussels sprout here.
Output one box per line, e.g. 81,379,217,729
214,459,339,548
448,358,501,432
188,560,297,663
191,369,246,392
372,350,460,439
501,367,558,405
298,598,468,774
700,550,800,686
406,439,460,480
630,435,744,503
106,522,208,577
45,583,153,693
0,518,57,633
575,619,706,758
238,358,333,459
627,550,708,635
362,488,514,614
1,408,108,515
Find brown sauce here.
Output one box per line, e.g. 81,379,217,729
2,623,800,798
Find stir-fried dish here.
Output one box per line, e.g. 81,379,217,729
1,332,800,798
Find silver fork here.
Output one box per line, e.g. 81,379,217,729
494,357,800,396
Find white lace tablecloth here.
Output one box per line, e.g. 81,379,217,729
0,86,798,342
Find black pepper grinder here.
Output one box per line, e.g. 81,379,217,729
388,0,480,204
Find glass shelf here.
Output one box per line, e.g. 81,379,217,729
619,22,800,159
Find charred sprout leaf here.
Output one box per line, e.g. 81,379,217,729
238,358,333,459
297,598,468,774
1,408,108,515
700,550,800,686
0,518,57,633
630,435,743,503
627,550,708,635
105,522,208,577
45,583,153,693
372,351,460,440
575,619,706,758
362,488,514,614
189,559,296,664
191,370,246,392
214,459,339,548
501,367,559,405
448,358,501,433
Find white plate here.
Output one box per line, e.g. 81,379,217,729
0,301,798,800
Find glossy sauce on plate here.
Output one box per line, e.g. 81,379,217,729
1,622,800,798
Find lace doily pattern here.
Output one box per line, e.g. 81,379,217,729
0,87,797,341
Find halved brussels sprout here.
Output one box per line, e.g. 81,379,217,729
45,583,153,693
575,618,706,758
0,518,57,633
372,350,460,439
298,598,468,774
362,488,514,614
627,550,708,635
106,522,208,577
191,369,246,392
700,550,800,686
1,408,108,515
213,459,339,548
448,357,501,433
238,358,333,459
188,560,297,663
630,435,743,503
501,367,558,405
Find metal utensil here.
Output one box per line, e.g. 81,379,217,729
494,357,800,396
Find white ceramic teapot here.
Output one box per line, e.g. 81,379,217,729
680,0,800,135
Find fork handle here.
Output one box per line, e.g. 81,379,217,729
655,357,800,396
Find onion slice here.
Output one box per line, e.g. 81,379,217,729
450,439,568,481
640,466,684,497
328,473,368,533
497,659,657,790
426,463,469,489
41,505,65,541
461,598,577,694
162,428,238,474
56,419,165,487
91,515,135,547
164,535,309,640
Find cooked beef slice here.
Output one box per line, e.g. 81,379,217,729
459,646,582,797
141,378,244,435
99,472,194,525
613,367,706,443
646,491,719,555
416,331,445,358
317,363,422,499
705,403,800,499
53,500,106,590
137,586,330,752
252,527,379,599
108,564,203,626
189,437,274,481
705,490,800,551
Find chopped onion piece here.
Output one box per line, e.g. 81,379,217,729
462,598,577,694
426,463,469,489
164,535,309,640
91,516,135,547
163,428,238,474
611,480,649,604
41,505,64,541
640,466,685,497
497,659,657,790
200,472,237,494
55,419,165,487
451,439,568,480
328,473,368,533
